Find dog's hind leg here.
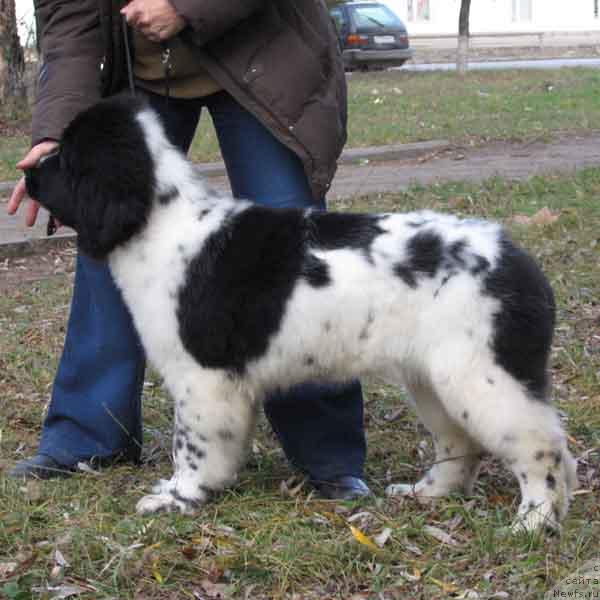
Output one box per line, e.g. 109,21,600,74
429,363,577,533
387,383,482,499
137,370,258,515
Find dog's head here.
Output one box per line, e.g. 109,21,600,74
25,95,157,259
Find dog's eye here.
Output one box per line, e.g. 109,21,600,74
36,148,61,168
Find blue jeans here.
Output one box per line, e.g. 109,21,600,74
40,91,366,481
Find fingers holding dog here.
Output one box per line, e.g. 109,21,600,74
8,141,59,227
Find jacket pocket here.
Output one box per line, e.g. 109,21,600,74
247,26,327,125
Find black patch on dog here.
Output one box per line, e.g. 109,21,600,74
158,187,178,205
26,95,156,259
409,231,444,276
395,233,492,292
302,254,331,287
484,234,555,400
546,473,556,490
218,429,235,442
306,212,385,256
394,231,444,287
471,255,491,275
394,264,418,288
552,451,562,467
178,206,333,373
449,239,468,267
186,442,205,459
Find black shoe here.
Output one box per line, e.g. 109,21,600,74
8,455,74,480
312,476,372,500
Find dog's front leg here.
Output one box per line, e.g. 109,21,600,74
137,370,258,515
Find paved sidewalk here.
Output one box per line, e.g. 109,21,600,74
2,133,600,257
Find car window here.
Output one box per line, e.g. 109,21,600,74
329,7,346,33
349,4,403,29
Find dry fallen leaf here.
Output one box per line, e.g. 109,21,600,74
404,541,423,556
347,511,375,529
512,207,561,227
423,524,462,547
279,475,306,498
429,576,459,594
349,525,381,552
373,527,393,548
531,206,560,225
31,584,89,599
181,545,198,560
198,579,232,599
399,566,422,582
0,562,17,578
53,548,70,568
512,214,533,225
21,480,42,502
151,557,163,584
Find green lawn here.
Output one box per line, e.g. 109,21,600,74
2,68,600,181
1,169,598,599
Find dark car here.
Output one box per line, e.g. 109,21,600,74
329,1,414,71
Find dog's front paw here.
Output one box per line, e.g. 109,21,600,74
511,503,561,536
136,489,206,516
386,482,416,497
136,493,180,515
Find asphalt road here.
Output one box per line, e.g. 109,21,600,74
401,57,600,72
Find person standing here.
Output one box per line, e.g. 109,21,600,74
7,0,370,500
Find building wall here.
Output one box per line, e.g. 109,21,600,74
383,0,600,34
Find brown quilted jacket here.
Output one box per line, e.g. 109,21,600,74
31,0,348,200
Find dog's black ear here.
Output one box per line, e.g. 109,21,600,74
74,177,151,259
59,96,157,259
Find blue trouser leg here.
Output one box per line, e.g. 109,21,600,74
39,252,145,465
207,92,366,480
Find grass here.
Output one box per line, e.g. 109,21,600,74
345,68,600,147
2,68,600,180
1,169,599,599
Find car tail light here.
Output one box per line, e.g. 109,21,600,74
398,34,408,44
346,34,369,46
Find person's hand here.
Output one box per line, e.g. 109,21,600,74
121,0,187,42
7,140,59,227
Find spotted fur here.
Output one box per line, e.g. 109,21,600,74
25,96,577,533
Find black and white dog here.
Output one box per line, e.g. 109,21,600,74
26,96,576,532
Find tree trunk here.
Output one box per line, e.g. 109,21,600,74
457,0,471,77
0,0,26,101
